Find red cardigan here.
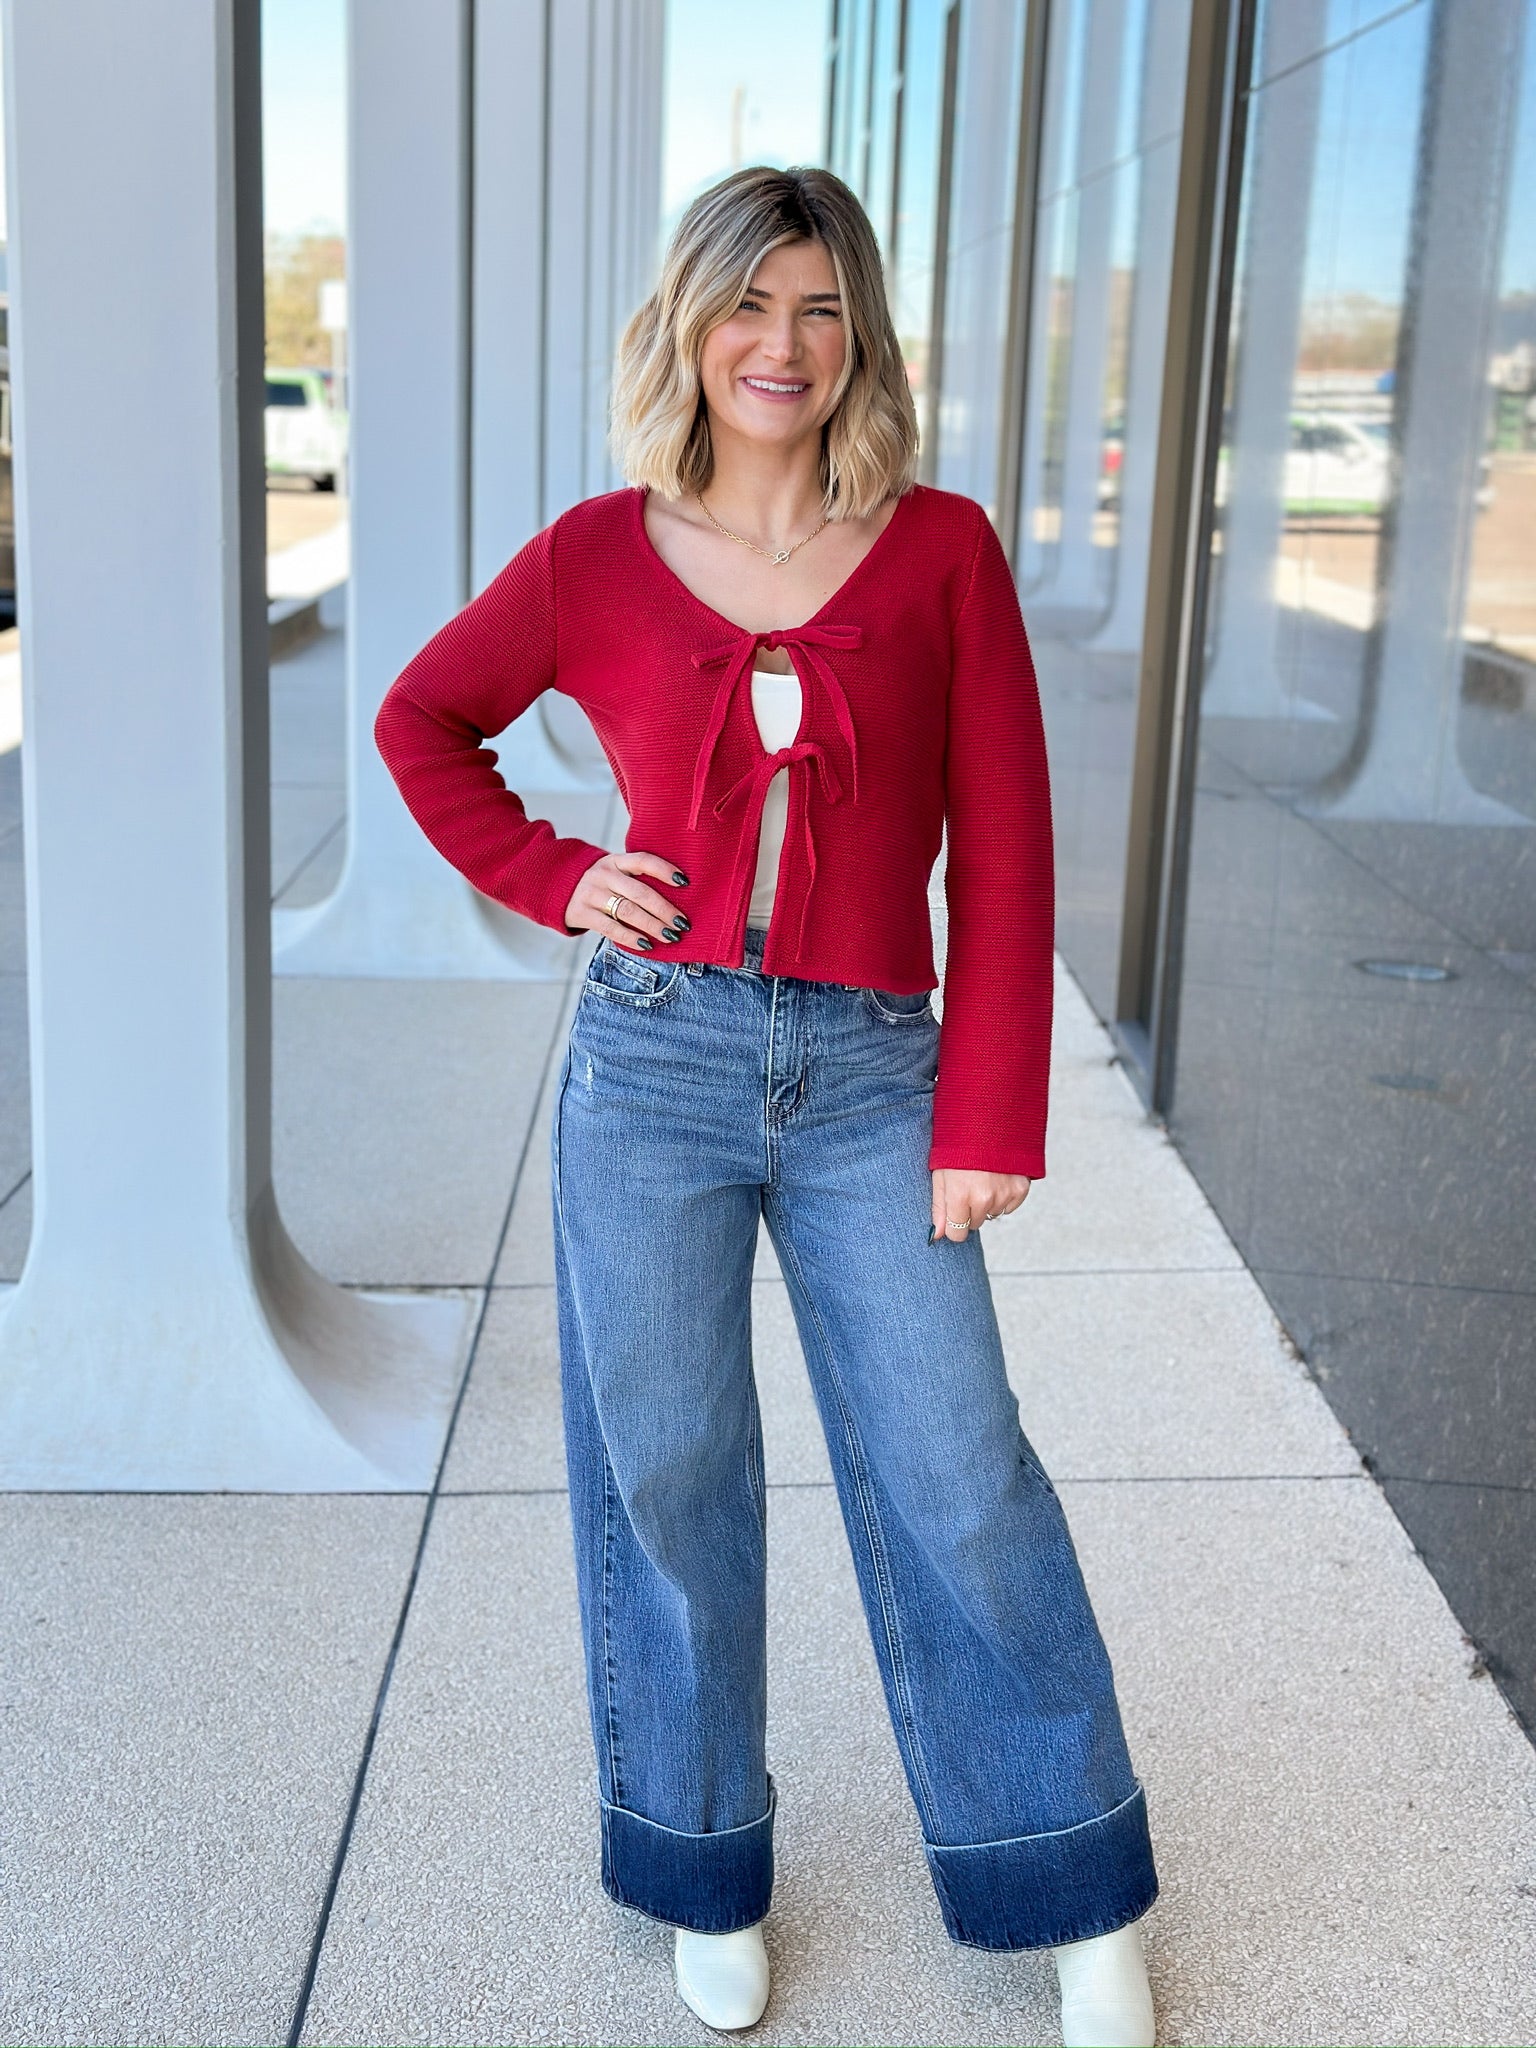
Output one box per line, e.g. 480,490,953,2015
374,481,1056,1178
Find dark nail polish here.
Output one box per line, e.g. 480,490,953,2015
636,934,654,950
927,1223,937,1244
660,927,679,942
671,914,690,932
671,870,690,886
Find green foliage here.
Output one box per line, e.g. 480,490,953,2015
264,232,346,368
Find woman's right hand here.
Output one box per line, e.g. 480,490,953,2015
565,850,692,952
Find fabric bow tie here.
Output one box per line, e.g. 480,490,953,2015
687,620,864,834
687,620,865,962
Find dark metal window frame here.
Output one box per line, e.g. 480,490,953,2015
886,0,912,278
918,0,963,486
996,0,1052,562
825,0,843,164
1111,0,1257,1114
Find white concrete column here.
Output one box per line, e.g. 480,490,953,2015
1015,4,1082,592
276,0,571,977
933,0,1031,511
538,0,664,512
626,0,667,311
469,0,548,596
544,0,598,519
1303,0,1529,824
468,0,597,797
467,0,664,802
584,0,621,500
1027,0,1128,612
1013,203,1061,589
1198,0,1335,721
1081,0,1190,654
0,0,469,1488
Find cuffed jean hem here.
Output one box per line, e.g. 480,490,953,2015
924,1779,1158,1950
599,1775,778,1933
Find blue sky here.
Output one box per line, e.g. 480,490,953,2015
250,0,1535,300
258,0,830,240
263,0,347,236
0,0,1526,306
660,0,830,230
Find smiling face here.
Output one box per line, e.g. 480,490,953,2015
697,237,849,456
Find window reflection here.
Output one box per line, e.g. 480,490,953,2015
1016,0,1193,1014
892,0,952,456
932,1,1031,508
832,0,922,383
833,0,1536,1732
1176,0,1536,1729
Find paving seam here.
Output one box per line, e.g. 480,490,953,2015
475,1263,1258,1289
272,813,345,906
1248,1265,1536,1302
431,1473,1373,1499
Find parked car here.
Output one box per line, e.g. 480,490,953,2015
1211,411,1387,520
1284,414,1392,516
265,366,347,491
1214,410,1491,519
1097,413,1125,511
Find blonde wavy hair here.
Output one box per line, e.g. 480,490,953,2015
609,165,919,522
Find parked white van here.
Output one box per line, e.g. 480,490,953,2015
265,368,347,491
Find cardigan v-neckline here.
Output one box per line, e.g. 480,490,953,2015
632,481,914,641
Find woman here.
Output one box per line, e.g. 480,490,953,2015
376,166,1159,2044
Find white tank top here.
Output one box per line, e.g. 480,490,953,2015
745,664,803,929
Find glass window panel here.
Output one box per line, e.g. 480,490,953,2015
1113,0,1153,166
932,0,1030,508
1174,0,1536,1735
1017,0,1193,1014
866,0,903,245
835,0,872,180
1251,0,1358,86
891,0,952,457
1039,0,1092,202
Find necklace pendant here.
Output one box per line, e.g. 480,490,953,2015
771,549,791,565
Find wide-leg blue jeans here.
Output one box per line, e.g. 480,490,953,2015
550,923,1158,1949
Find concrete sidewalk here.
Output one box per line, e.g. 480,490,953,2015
1,627,1534,2045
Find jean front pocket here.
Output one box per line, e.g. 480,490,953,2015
584,934,688,1009
859,983,936,1026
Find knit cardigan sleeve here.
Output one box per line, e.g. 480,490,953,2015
373,518,610,934
929,506,1056,1180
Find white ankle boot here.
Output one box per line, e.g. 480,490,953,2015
1052,1920,1156,2046
673,1920,771,2031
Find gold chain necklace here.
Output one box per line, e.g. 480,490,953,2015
694,489,830,566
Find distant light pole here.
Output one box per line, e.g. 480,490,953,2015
318,274,348,493
729,81,745,167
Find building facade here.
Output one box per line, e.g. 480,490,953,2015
830,0,1536,1740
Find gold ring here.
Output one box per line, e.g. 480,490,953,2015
605,891,627,920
